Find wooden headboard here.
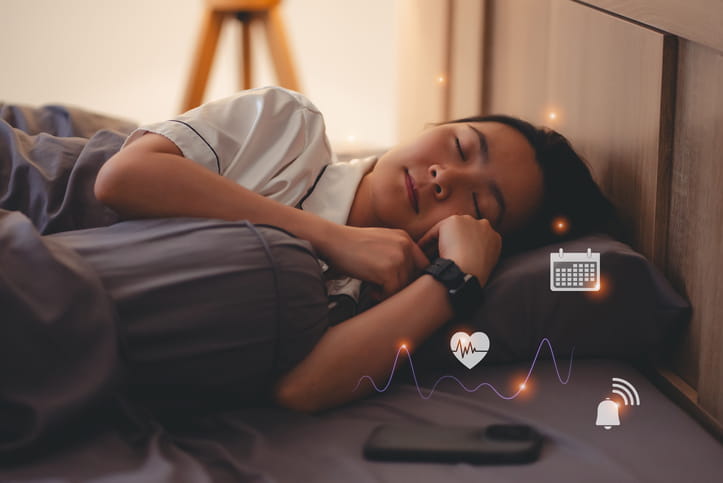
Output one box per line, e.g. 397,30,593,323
477,0,723,435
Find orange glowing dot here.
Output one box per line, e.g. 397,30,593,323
436,75,446,84
401,344,407,349
520,383,526,390
548,112,557,120
585,274,611,301
551,216,570,235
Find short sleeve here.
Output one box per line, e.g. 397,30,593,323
123,86,334,207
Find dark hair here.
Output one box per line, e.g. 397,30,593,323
446,114,622,256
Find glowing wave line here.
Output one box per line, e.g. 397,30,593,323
353,337,574,400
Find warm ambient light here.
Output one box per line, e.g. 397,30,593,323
346,134,356,143
436,75,446,84
548,112,557,120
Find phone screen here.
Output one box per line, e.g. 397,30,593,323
363,423,543,464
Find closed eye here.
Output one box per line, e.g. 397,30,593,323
455,137,467,161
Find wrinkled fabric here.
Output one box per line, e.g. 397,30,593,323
0,103,134,234
0,209,124,460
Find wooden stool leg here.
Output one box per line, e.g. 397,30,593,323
181,9,225,112
262,5,300,92
239,15,252,90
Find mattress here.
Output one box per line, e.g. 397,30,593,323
2,358,721,483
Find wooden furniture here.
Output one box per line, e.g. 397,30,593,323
473,0,723,439
181,0,300,112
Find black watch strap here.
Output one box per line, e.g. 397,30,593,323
423,258,483,317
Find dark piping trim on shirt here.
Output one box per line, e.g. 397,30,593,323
296,164,329,210
169,119,221,174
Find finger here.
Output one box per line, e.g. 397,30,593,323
410,242,431,271
417,222,441,257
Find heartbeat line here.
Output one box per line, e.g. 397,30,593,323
451,339,487,358
353,337,574,400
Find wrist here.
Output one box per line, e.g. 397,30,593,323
309,217,340,259
437,253,479,281
423,258,483,318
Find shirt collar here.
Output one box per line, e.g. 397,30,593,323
299,156,377,225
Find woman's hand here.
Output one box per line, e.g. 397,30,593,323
417,215,502,286
319,224,430,300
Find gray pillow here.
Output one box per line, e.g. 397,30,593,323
415,234,690,367
50,218,329,414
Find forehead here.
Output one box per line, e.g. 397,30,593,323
468,121,534,158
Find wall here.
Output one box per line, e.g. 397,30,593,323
483,0,723,430
395,0,484,143
666,39,723,421
0,0,397,150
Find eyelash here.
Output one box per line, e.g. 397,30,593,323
455,137,466,161
472,192,483,220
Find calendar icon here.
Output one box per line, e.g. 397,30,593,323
550,248,600,291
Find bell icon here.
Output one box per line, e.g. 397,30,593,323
595,398,620,429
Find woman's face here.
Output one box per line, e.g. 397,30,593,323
352,121,544,241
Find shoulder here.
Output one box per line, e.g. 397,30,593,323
198,86,322,117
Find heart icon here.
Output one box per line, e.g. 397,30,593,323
450,331,490,369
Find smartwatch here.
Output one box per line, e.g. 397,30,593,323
423,258,483,317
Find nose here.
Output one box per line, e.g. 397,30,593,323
429,163,461,200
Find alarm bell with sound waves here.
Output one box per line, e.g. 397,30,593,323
595,398,620,430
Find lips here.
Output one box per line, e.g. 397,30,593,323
405,169,419,214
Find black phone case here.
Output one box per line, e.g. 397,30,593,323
363,423,542,464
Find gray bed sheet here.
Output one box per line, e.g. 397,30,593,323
1,358,721,483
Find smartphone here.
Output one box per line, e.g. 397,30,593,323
363,423,542,464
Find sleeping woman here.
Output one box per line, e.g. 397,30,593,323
88,86,617,412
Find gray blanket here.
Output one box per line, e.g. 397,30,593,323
0,209,125,460
0,104,135,459
0,105,330,460
0,103,134,234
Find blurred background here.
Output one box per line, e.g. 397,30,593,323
0,0,483,152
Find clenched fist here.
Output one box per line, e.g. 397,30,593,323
320,224,430,299
417,215,502,286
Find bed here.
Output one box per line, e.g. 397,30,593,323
2,360,721,483
2,0,723,481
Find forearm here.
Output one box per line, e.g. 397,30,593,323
274,274,453,412
95,141,336,255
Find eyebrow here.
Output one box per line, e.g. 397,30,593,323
469,124,507,229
